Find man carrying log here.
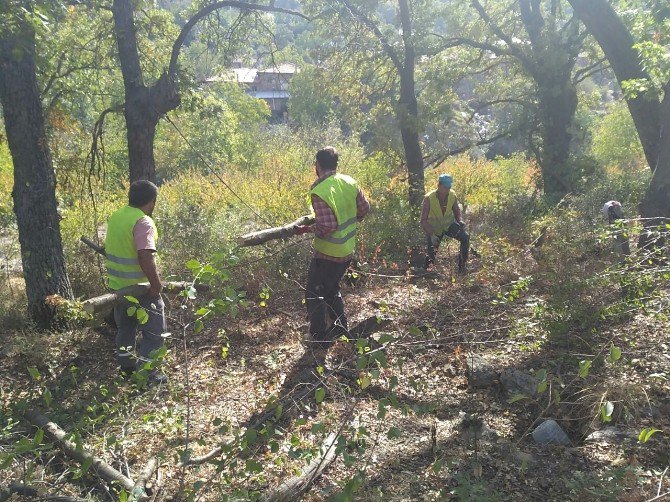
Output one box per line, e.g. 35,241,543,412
294,147,370,343
105,180,167,383
421,174,470,273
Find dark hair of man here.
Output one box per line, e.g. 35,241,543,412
316,146,338,171
128,180,159,207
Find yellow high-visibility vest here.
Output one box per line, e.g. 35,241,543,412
310,173,359,258
105,206,158,290
425,189,457,235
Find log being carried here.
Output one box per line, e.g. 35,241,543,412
237,215,315,247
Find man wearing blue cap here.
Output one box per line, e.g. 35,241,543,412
420,174,469,273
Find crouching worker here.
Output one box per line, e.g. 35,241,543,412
421,174,470,273
602,200,630,256
294,146,370,343
105,180,167,384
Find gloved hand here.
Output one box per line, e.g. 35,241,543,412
430,234,440,246
294,225,311,236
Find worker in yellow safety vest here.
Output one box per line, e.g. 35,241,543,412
294,146,370,342
105,180,166,383
420,174,470,273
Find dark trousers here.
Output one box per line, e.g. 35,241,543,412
305,257,350,340
114,295,166,369
426,222,470,269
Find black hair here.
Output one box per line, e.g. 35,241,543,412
128,180,158,207
316,146,338,171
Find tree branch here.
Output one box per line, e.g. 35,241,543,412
169,1,309,77
338,0,403,71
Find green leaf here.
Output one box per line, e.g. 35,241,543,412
600,401,614,423
136,308,149,325
124,295,139,304
311,423,325,434
245,459,263,473
33,429,44,446
126,306,137,317
387,427,401,439
578,360,592,378
536,380,548,394
315,387,326,404
432,458,444,474
193,480,206,491
43,388,52,407
194,319,204,334
638,428,662,443
186,259,201,271
274,404,283,420
27,367,40,381
608,344,622,363
358,374,372,389
508,393,528,404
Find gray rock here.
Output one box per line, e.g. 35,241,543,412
532,419,571,446
466,354,498,389
500,368,538,396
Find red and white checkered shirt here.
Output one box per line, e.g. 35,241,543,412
309,171,370,262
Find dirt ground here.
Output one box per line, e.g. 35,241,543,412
1,242,669,501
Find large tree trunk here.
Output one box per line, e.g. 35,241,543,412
0,25,74,326
536,75,577,197
112,0,180,182
568,0,669,227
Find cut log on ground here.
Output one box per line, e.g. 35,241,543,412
82,282,205,315
260,432,340,502
129,457,158,502
237,215,315,247
25,410,135,492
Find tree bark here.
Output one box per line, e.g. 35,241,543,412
0,23,74,327
112,0,180,182
237,215,315,247
397,0,424,208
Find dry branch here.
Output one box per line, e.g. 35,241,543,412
25,410,135,492
129,457,158,502
237,215,315,247
260,432,340,502
82,282,203,315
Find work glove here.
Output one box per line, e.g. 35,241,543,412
430,234,440,246
294,225,311,236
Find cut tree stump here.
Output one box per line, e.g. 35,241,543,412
237,215,315,247
82,281,203,315
25,410,135,492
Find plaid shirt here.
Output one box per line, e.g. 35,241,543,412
309,171,370,262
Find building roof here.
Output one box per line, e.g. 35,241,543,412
250,90,290,99
258,63,299,75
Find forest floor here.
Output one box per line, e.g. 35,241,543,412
1,239,669,501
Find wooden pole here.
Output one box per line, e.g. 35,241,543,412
129,457,158,502
25,410,135,492
237,215,315,247
82,281,201,315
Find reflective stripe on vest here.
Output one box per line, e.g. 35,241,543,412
425,189,457,235
310,173,359,258
105,205,158,290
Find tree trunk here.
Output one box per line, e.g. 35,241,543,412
397,0,424,208
536,76,577,197
112,0,180,182
0,26,74,326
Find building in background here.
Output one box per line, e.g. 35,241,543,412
208,63,298,122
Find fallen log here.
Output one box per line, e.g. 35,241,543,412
129,457,158,502
82,281,202,315
260,432,339,502
25,410,135,492
237,215,315,247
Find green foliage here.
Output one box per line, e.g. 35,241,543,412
591,101,646,170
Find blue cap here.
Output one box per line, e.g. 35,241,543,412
439,174,453,188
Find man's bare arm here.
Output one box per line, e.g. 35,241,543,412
138,250,162,297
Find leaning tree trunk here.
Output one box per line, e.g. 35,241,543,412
568,0,669,227
112,0,180,183
536,75,578,198
0,27,74,326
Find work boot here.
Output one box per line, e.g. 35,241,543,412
119,365,135,379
